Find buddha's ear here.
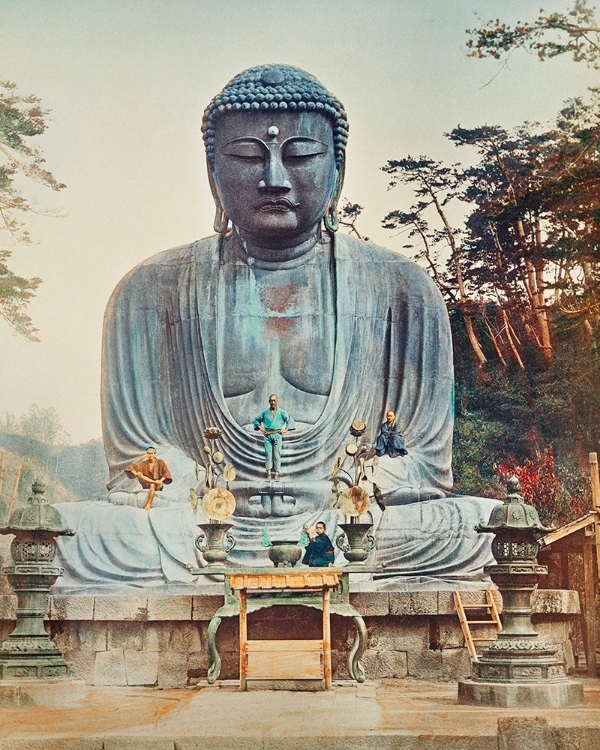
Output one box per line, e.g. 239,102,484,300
207,160,230,235
323,161,345,234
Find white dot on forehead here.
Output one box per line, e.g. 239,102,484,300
267,125,279,137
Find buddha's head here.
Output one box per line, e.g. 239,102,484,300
202,65,348,248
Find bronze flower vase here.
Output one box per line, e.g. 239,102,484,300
195,522,235,565
336,522,375,564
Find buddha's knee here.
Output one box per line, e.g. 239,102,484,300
382,486,446,506
107,490,171,509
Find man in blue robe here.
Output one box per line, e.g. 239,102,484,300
375,410,408,458
302,521,335,567
253,395,294,479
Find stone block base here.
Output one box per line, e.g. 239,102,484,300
0,588,583,687
457,677,583,707
0,678,86,707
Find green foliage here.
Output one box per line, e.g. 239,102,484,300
379,4,600,522
383,93,600,372
19,403,67,446
0,403,108,502
382,114,600,515
466,1,600,68
452,410,506,496
55,438,108,500
451,306,597,522
0,250,41,339
381,157,462,302
0,79,65,340
338,199,368,241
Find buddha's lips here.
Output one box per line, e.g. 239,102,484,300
255,197,300,211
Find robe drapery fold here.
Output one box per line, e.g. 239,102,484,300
52,232,498,588
101,232,454,503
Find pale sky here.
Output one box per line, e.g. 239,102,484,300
1,0,596,444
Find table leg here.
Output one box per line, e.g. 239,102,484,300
239,589,247,691
349,614,367,683
207,616,222,684
323,588,332,690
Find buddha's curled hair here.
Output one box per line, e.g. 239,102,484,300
202,64,349,167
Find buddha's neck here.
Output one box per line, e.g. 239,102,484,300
235,229,324,268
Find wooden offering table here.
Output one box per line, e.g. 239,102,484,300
232,569,339,690
203,568,368,690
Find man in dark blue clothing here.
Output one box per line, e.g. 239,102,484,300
302,521,335,567
375,410,408,458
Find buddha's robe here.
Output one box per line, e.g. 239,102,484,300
53,232,498,588
102,232,453,500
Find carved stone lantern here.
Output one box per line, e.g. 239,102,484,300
458,476,583,707
0,480,74,681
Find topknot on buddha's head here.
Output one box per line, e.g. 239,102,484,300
202,64,349,167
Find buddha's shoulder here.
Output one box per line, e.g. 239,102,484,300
110,237,217,293
129,236,217,273
336,234,439,292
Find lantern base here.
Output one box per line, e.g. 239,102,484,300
458,677,583,707
0,650,70,682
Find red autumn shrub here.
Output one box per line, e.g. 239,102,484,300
495,447,589,527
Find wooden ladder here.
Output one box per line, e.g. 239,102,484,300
454,590,502,661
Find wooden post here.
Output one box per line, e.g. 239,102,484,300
590,453,600,510
583,541,598,677
322,587,331,690
239,588,247,691
560,550,570,590
589,453,600,581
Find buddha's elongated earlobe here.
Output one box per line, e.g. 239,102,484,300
323,163,345,235
207,163,230,235
213,203,230,235
323,201,339,234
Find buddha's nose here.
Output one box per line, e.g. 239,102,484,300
259,152,292,192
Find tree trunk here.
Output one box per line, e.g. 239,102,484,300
429,188,487,367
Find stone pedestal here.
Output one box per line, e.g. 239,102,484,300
458,676,583,708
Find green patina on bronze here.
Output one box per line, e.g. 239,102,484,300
0,481,74,681
202,64,349,167
471,476,569,684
